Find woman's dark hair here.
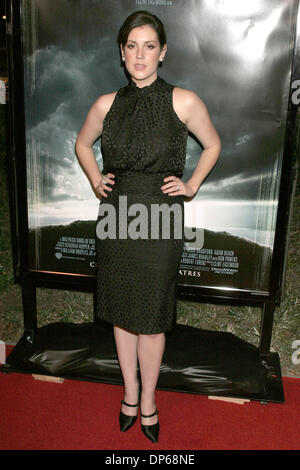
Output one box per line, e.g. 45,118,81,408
118,10,167,49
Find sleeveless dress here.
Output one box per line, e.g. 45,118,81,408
96,76,188,334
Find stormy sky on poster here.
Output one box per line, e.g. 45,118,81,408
24,0,295,247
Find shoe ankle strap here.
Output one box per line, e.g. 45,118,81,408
121,399,139,407
140,409,158,418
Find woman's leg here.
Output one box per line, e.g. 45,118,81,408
137,332,165,425
114,325,139,416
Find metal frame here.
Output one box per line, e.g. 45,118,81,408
4,0,300,357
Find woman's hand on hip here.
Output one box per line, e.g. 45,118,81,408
94,173,115,199
161,176,197,198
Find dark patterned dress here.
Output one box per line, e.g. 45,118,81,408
96,76,188,334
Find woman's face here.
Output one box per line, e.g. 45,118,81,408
121,25,167,87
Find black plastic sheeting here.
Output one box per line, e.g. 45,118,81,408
5,322,278,397
2,321,282,400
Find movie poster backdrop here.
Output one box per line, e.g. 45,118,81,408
22,0,298,295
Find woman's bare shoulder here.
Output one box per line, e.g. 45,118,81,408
173,86,206,108
173,86,207,124
93,91,118,118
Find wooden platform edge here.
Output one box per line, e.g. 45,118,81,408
32,374,64,383
208,395,250,405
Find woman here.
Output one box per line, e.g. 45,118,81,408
75,10,221,443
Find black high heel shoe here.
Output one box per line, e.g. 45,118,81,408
141,409,159,443
119,399,139,432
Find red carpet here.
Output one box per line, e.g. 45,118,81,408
0,349,299,450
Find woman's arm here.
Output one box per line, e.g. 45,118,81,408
75,92,117,198
162,88,221,198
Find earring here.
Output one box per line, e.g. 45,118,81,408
122,57,125,61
